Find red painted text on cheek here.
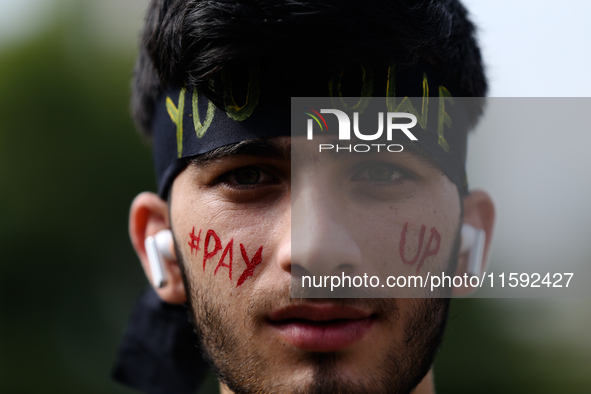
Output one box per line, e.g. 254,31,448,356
188,227,264,287
203,229,222,271
237,244,263,287
188,228,202,255
399,222,441,273
215,239,233,279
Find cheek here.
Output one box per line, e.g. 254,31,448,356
185,226,266,288
354,193,459,275
170,167,289,294
398,222,442,273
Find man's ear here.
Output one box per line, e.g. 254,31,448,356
129,192,187,304
453,190,495,296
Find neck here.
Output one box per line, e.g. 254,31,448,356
415,370,436,394
219,369,436,394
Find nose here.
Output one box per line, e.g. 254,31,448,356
288,180,363,278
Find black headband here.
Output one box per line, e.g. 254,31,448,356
152,85,291,199
151,62,474,198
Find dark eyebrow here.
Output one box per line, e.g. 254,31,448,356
188,138,291,167
395,140,441,169
322,137,441,169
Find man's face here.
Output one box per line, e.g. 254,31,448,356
169,136,462,393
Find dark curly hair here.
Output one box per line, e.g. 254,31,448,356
132,0,487,137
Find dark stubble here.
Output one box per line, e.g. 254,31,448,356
174,234,459,394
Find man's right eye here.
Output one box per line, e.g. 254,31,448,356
233,166,261,185
216,165,278,190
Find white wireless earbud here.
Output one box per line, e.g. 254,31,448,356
460,223,486,277
144,229,173,288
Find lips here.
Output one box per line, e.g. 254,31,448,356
267,304,375,352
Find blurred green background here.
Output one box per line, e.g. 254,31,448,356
0,1,589,393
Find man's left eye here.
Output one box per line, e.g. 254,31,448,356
353,163,404,184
